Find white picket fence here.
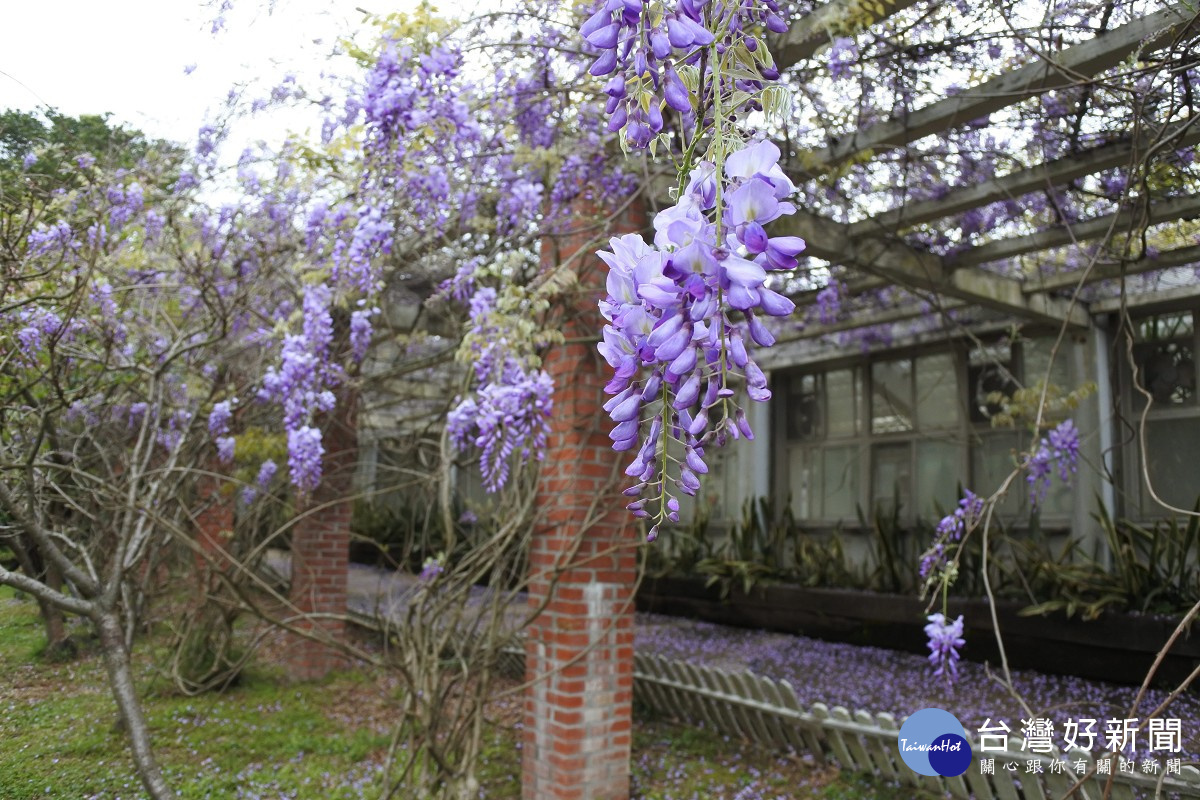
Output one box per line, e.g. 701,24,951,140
628,652,1200,800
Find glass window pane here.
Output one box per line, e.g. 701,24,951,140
916,353,960,429
826,368,859,437
1133,341,1195,407
871,443,911,518
1022,336,1071,393
1137,311,1194,342
968,342,1016,424
677,445,740,523
822,445,860,521
1038,461,1074,519
971,432,1022,518
872,360,914,433
969,362,1018,424
916,439,963,518
788,445,815,520
1143,418,1200,512
788,374,819,439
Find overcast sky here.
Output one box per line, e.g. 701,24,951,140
0,0,389,147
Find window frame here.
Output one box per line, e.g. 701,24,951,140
1118,306,1200,518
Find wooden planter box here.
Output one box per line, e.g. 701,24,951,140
636,576,1200,686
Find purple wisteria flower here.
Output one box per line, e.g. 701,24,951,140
581,0,789,147
26,221,77,258
596,139,803,536
287,426,324,494
216,435,236,465
1027,419,1080,504
349,308,375,362
828,37,858,80
419,556,444,582
259,285,344,491
446,365,554,493
814,280,844,324
242,459,278,505
256,459,278,488
924,612,965,683
1046,419,1079,480
208,400,233,437
920,490,985,581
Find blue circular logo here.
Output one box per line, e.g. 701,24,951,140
897,708,972,777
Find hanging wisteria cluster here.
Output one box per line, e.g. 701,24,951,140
582,0,803,538
1027,419,1080,505
445,287,555,493
269,9,637,496
598,141,803,540
924,612,967,683
918,490,985,583
257,285,343,493
582,0,787,146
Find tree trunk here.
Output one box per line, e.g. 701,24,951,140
12,536,70,654
95,611,175,800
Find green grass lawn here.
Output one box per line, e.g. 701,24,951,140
0,587,928,799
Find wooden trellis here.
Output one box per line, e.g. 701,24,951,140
758,0,1200,337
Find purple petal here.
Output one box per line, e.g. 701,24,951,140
667,345,697,378
746,313,775,346
610,418,639,441
663,66,690,112
650,28,672,59
741,221,768,253
580,7,614,38
727,283,760,310
758,286,796,316
610,393,642,422
673,372,701,408
655,324,694,363
585,23,620,49
589,48,618,76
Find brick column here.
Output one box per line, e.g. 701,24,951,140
286,390,356,681
194,473,234,589
522,202,644,800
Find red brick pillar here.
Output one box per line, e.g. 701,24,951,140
193,472,233,592
522,202,645,800
286,390,356,680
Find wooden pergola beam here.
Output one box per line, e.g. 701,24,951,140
798,4,1195,173
848,120,1200,236
948,193,1200,268
790,276,889,305
796,301,965,340
771,0,923,68
775,209,1091,328
1023,243,1200,293
1091,283,1200,312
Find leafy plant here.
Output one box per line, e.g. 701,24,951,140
857,491,920,595
1012,497,1200,620
791,528,861,589
695,497,790,598
352,497,460,572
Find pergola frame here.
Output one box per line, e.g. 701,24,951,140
756,1,1200,339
